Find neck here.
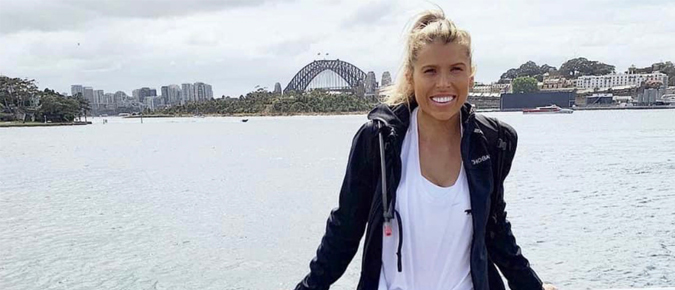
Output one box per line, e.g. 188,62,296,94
416,109,462,144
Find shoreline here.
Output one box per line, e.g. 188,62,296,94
122,111,372,118
0,121,92,128
111,105,675,119
572,105,675,111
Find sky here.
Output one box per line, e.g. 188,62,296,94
1,0,674,98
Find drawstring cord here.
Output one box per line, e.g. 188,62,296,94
377,120,403,272
394,210,403,272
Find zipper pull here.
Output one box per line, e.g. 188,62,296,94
384,221,393,237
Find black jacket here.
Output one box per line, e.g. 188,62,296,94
295,102,542,290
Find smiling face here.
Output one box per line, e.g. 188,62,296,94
411,41,474,123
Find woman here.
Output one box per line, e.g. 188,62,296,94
295,9,556,290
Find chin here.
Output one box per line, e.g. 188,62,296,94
422,106,461,122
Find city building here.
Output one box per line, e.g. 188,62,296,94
144,96,155,111
94,90,104,107
194,82,213,101
472,83,511,94
364,71,378,95
575,71,668,90
159,84,182,106
114,91,127,105
205,84,213,99
83,87,94,106
161,86,170,105
381,71,392,88
542,73,574,90
181,83,195,103
132,89,140,102
103,93,115,108
468,92,501,110
273,82,282,94
169,85,182,105
71,85,84,97
137,87,157,103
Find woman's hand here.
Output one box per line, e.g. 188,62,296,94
543,283,558,290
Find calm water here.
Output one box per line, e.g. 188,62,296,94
1,110,674,290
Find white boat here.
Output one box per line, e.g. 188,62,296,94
523,104,573,114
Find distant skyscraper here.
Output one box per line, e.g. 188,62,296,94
94,90,104,106
103,93,114,108
381,71,392,87
168,84,181,105
83,87,94,106
114,91,127,105
161,86,170,105
273,82,282,94
194,82,208,101
71,85,84,97
144,96,156,111
365,71,378,95
181,83,195,103
203,84,212,99
132,89,140,102
137,87,157,103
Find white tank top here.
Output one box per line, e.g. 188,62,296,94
378,107,474,290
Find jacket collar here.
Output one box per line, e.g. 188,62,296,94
367,101,476,134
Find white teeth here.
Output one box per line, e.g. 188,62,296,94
431,96,455,103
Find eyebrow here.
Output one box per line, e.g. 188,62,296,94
420,62,467,69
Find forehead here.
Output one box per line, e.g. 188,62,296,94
415,41,470,66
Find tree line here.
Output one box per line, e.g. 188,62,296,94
502,57,675,93
0,76,91,122
499,57,616,84
160,89,377,116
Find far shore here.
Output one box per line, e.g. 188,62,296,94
101,104,675,120
122,111,372,118
0,121,92,128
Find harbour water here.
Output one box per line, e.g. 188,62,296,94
1,110,674,289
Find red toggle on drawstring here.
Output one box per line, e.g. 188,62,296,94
384,221,392,236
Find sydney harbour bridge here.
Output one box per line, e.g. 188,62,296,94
279,59,392,97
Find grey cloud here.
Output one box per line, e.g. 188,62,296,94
341,0,394,28
267,36,322,57
0,0,294,34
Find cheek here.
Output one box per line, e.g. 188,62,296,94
413,74,433,94
454,76,472,91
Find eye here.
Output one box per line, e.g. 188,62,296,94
423,68,436,74
451,67,464,72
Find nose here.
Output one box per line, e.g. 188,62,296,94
437,71,453,89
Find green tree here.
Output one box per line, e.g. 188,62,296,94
499,61,558,83
37,89,79,122
160,89,375,116
559,57,615,79
512,77,540,93
0,76,41,121
72,92,90,121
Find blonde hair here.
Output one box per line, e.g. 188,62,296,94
383,9,474,106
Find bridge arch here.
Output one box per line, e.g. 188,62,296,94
284,59,367,94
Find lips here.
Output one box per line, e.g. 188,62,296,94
430,95,456,104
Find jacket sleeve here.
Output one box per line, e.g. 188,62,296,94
485,123,543,290
295,122,378,290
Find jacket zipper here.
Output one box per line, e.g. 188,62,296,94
461,115,479,289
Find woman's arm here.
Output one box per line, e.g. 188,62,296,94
485,123,543,290
295,122,378,290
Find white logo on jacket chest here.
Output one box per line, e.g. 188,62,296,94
471,155,491,165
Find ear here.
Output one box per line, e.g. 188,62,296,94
469,75,475,89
